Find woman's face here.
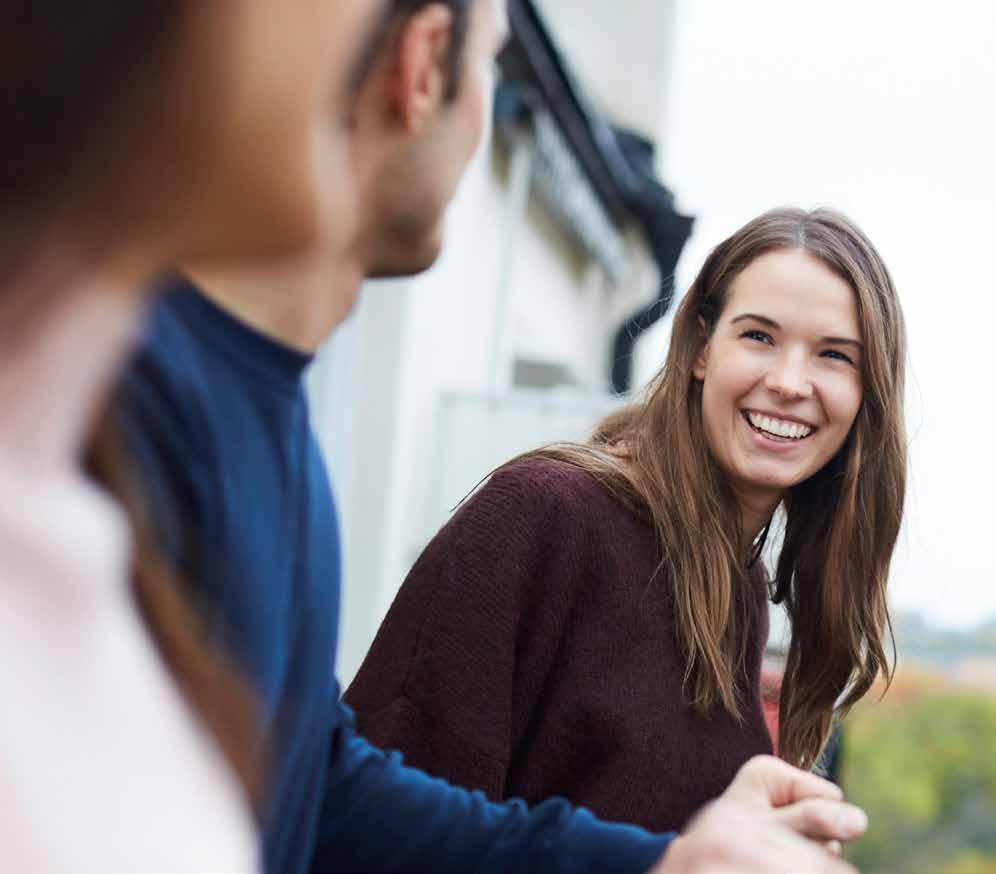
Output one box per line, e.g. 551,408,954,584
162,0,380,264
693,247,864,513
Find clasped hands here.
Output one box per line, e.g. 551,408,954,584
652,756,867,874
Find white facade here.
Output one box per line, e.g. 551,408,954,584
310,0,680,686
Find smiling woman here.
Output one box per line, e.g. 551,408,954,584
595,207,906,768
611,208,906,768
346,207,907,831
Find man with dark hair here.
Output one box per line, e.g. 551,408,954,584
122,1,867,872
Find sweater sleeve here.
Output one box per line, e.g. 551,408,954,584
345,460,584,799
311,700,672,874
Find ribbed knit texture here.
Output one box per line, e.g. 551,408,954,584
347,457,773,832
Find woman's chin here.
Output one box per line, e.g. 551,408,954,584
734,466,800,500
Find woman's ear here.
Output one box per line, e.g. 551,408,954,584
692,316,710,381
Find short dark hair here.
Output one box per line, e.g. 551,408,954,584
352,0,474,100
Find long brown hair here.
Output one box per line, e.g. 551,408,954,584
85,416,262,803
3,1,260,801
521,207,906,768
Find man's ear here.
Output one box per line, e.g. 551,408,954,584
390,4,454,133
692,316,710,381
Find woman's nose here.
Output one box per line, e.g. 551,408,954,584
763,352,814,400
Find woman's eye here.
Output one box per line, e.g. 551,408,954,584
740,329,773,345
822,349,855,365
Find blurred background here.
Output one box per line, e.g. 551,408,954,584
309,1,996,870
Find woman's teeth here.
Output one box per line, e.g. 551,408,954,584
746,411,813,440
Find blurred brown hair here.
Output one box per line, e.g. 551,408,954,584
518,207,907,768
86,419,261,803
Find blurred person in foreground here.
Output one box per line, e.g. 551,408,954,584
348,207,906,829
0,0,378,869
123,3,869,874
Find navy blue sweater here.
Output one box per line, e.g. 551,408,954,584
120,282,672,874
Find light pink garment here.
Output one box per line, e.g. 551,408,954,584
0,289,258,873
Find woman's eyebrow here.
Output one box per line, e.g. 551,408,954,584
823,336,864,349
731,313,780,329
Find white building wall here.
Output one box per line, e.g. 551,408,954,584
312,0,680,687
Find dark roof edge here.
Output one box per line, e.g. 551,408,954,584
501,0,636,223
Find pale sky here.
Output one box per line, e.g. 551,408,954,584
639,0,996,629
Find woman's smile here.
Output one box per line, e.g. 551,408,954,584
741,409,817,443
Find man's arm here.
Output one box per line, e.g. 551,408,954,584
311,701,671,874
315,705,866,874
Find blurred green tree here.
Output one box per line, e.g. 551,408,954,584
843,669,996,874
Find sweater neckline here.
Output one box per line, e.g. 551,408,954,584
161,277,313,394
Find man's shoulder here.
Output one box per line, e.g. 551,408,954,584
128,292,216,396
118,294,238,577
122,288,249,447
118,294,224,503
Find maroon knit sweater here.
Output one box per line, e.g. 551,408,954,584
345,457,773,832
